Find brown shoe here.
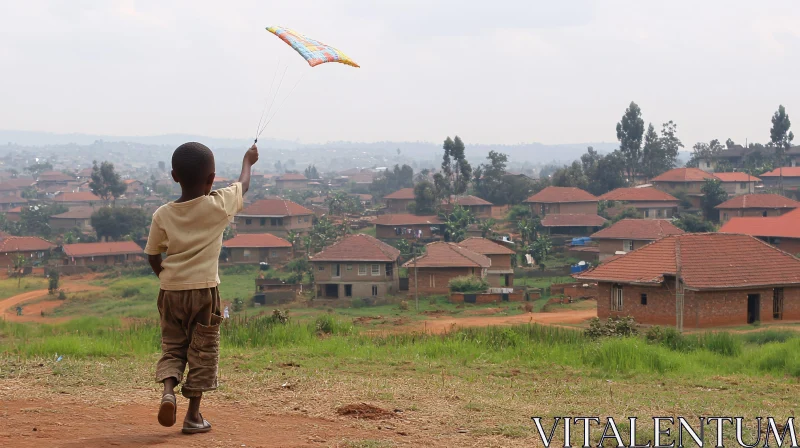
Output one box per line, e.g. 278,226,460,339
157,394,177,427
182,413,212,434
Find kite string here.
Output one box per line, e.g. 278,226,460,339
255,58,281,140
259,65,289,138
257,71,306,138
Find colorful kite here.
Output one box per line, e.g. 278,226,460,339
266,26,359,68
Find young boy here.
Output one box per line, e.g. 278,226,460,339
145,142,258,433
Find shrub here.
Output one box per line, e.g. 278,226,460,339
314,315,352,335
742,330,796,345
270,309,289,324
285,258,309,273
58,290,67,301
121,287,140,298
398,300,409,311
522,303,533,313
448,276,489,293
48,270,60,294
585,316,639,339
231,298,244,312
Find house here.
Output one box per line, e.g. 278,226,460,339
0,196,28,212
0,236,56,267
444,195,493,219
383,188,415,213
123,179,146,195
311,234,401,299
759,167,800,191
0,178,35,198
5,206,22,222
575,233,800,328
53,191,102,207
403,242,491,295
524,186,599,216
36,171,75,188
222,233,293,264
598,187,679,219
712,172,761,196
373,214,443,240
650,168,717,209
590,219,684,261
49,206,95,233
275,173,309,191
352,193,373,207
719,208,800,256
235,199,314,236
715,194,800,223
457,237,515,287
540,214,607,236
62,241,144,266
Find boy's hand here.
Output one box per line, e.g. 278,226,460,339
244,145,259,166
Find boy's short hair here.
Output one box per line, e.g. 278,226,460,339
172,142,214,186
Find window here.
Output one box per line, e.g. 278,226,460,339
740,182,747,190
640,293,647,305
762,211,768,217
429,274,436,288
346,264,353,271
611,286,623,311
774,288,784,320
623,240,633,252
260,218,266,226
270,250,277,257
245,219,252,225
317,264,325,272
385,263,394,277
723,212,728,221
298,217,303,224
332,264,341,277
371,264,380,276
243,249,251,258
644,209,650,218
358,264,367,276
372,285,378,296
270,218,283,226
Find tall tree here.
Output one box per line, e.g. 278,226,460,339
640,123,660,179
725,138,736,149
89,161,126,204
439,136,472,199
616,102,645,181
370,164,413,198
304,165,320,179
640,121,682,178
90,207,149,241
770,105,794,194
700,179,728,223
440,205,474,243
412,180,437,215
25,161,53,178
472,151,508,203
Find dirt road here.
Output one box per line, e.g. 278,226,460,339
414,308,596,334
0,281,104,323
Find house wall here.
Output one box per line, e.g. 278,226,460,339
597,282,800,328
652,182,705,195
228,247,291,264
597,239,654,261
763,237,800,257
486,254,512,268
276,180,309,191
236,215,313,236
375,224,438,240
385,198,413,213
616,201,678,219
312,260,400,298
486,272,514,287
407,266,481,295
762,176,800,189
719,181,758,196
719,208,789,223
0,250,49,267
529,201,598,217
450,291,524,304
64,253,144,266
49,217,92,232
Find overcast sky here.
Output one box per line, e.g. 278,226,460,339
2,1,799,147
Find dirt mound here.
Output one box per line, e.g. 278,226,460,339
336,403,394,420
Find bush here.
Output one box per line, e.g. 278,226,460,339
448,276,489,293
270,309,289,324
742,330,796,345
398,300,409,311
231,298,244,312
285,258,309,273
58,290,67,301
585,316,639,339
48,270,60,294
350,297,374,308
314,315,352,335
121,287,140,298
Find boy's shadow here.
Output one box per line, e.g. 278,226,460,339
58,432,187,447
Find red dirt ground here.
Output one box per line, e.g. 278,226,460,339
0,280,104,324
413,308,596,334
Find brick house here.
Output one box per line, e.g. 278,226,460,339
719,208,800,256
36,171,75,188
590,219,684,261
275,173,309,191
222,233,292,264
457,237,515,287
311,234,401,299
49,207,95,233
443,195,493,219
712,172,761,196
235,199,314,237
53,191,102,207
123,179,146,195
525,186,598,216
576,233,800,328
373,214,443,240
650,168,717,209
62,241,144,266
403,242,491,295
0,236,56,267
540,213,606,236
383,188,415,213
598,187,679,219
715,194,800,223
0,196,28,212
0,178,35,198
5,206,22,222
759,167,800,191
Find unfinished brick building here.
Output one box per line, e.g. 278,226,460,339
403,242,490,295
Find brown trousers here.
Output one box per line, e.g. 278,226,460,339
155,288,222,398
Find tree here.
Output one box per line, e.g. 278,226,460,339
616,102,645,181
304,165,320,179
770,105,794,194
440,205,474,243
478,219,496,238
700,179,728,223
673,214,716,233
325,192,361,215
18,204,67,238
89,161,127,204
641,121,683,179
440,136,472,199
307,217,339,252
412,180,437,215
551,161,589,191
531,235,553,266
473,151,508,203
12,254,27,288
25,161,53,178
687,139,724,169
725,138,736,149
286,229,299,259
370,164,413,199
90,207,148,241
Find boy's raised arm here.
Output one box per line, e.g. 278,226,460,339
238,144,259,194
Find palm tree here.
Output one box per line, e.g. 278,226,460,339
478,218,496,238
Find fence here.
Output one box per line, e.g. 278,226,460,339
450,291,525,304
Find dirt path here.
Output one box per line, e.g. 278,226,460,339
412,308,596,334
0,281,105,323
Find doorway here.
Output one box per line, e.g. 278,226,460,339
344,284,352,297
324,284,339,298
747,294,760,324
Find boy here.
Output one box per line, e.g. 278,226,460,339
144,142,258,434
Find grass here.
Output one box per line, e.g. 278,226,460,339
513,276,574,289
0,277,48,300
356,227,376,237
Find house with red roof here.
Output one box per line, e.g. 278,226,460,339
310,234,401,299
275,173,309,191
719,208,800,255
403,241,491,295
524,187,605,235
36,171,75,188
373,214,443,240
599,187,679,219
49,207,95,233
457,237,515,287
712,172,761,196
62,241,144,266
236,199,314,237
5,206,22,222
0,236,57,267
53,191,102,207
222,233,293,264
715,194,800,223
0,196,28,212
123,179,146,195
443,195,493,219
759,167,800,191
590,219,684,261
383,188,415,213
576,233,800,327
0,178,35,198
650,168,717,209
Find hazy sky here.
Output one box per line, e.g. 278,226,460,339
2,1,800,147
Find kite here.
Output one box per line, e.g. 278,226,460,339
266,26,360,68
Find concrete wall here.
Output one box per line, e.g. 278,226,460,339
0,250,49,267
228,247,291,264
312,260,400,299
719,208,788,223
597,239,654,261
652,182,704,195
720,181,758,196
529,201,598,217
236,215,313,235
316,281,396,299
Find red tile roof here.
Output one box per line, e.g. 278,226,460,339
525,186,597,203
715,194,800,210
540,214,606,227
651,168,716,182
7,206,22,213
384,188,415,200
54,191,102,203
238,199,313,217
373,214,443,226
0,197,27,205
63,241,142,258
718,208,800,239
599,187,678,202
591,219,684,240
222,233,292,248
402,242,490,268
38,171,75,182
712,172,761,182
311,234,401,262
448,195,493,206
0,236,56,252
0,178,35,191
576,233,800,290
51,206,95,219
123,179,144,185
760,167,800,177
457,237,515,255
277,173,308,181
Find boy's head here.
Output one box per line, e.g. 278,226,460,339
171,142,215,194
